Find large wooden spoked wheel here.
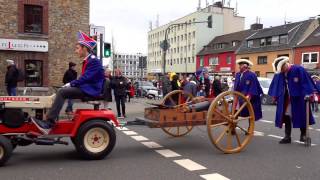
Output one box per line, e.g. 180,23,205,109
161,90,194,137
206,91,255,154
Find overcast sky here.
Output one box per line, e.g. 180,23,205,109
90,0,320,54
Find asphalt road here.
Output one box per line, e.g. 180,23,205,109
1,99,320,180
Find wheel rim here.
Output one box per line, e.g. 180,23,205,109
162,90,193,108
0,146,3,159
161,126,193,137
84,127,110,153
207,91,255,154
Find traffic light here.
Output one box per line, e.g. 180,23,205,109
207,15,212,28
104,42,111,58
91,35,98,55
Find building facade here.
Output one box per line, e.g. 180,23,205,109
236,19,318,78
196,29,255,75
294,26,320,73
147,3,245,74
113,53,147,79
0,0,89,93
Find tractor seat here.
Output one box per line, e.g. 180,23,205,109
80,80,108,110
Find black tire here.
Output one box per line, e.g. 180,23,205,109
0,135,13,166
74,120,116,160
261,95,268,105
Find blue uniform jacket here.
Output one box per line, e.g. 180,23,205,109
268,65,319,128
70,55,105,97
234,70,263,121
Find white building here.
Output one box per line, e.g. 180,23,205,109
113,53,147,79
147,4,245,74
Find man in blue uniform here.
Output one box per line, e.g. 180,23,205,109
268,56,318,144
32,31,105,134
234,59,263,121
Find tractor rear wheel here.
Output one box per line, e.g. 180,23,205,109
0,135,13,166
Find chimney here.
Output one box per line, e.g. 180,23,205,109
250,23,263,30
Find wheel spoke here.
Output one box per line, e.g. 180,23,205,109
178,93,182,104
209,121,228,128
215,125,229,144
213,109,232,122
234,130,242,147
222,97,230,116
234,102,247,118
234,116,250,123
226,131,233,149
231,95,238,115
168,96,176,106
237,125,250,135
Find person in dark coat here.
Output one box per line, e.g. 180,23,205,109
212,75,222,97
268,56,319,144
5,59,18,96
234,59,263,121
183,80,197,97
103,69,113,109
202,72,211,97
171,74,180,91
162,73,172,96
62,62,77,114
111,69,128,118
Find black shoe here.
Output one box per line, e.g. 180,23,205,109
300,135,307,142
279,137,291,144
30,117,53,135
123,114,127,118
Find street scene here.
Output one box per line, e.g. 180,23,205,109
0,0,320,180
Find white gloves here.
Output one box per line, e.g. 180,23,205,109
62,83,71,88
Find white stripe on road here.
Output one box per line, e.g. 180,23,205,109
254,131,265,136
141,141,163,149
200,173,230,180
174,159,207,171
116,127,129,131
122,131,138,135
130,135,149,141
315,129,320,132
268,134,283,139
260,119,273,124
155,149,181,158
294,140,317,146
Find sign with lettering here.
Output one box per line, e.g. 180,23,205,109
0,38,48,52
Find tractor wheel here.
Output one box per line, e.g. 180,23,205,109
0,135,13,166
74,120,116,160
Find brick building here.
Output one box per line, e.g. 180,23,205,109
0,0,89,94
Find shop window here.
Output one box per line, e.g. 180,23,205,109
209,57,219,65
24,5,43,33
226,56,232,64
199,57,204,67
25,60,43,87
257,56,268,64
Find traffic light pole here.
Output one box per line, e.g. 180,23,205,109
161,17,212,74
100,33,103,61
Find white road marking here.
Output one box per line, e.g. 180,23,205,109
116,127,129,131
122,131,138,135
130,135,149,141
141,141,163,149
268,134,283,139
174,159,207,171
309,127,314,130
314,115,318,118
260,119,273,124
294,140,317,146
200,173,230,180
155,149,181,158
315,129,320,132
254,131,265,136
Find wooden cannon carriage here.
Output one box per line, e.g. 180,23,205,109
136,90,255,154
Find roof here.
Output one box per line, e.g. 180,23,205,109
297,26,320,47
236,19,314,55
197,29,254,56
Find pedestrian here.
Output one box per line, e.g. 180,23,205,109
268,56,319,144
311,75,320,112
234,59,263,121
183,79,197,97
126,81,134,102
161,73,172,96
171,74,180,91
103,68,113,109
5,59,18,96
62,62,77,114
202,72,211,97
212,75,222,97
111,69,128,118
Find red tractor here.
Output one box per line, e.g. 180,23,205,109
0,94,119,166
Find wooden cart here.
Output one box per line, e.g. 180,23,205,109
137,90,255,154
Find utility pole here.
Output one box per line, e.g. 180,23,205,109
99,33,103,61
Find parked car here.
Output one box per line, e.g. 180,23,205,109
258,77,274,105
133,81,159,99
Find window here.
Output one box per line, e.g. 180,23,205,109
257,56,268,64
192,57,195,63
200,57,204,67
266,37,272,45
260,39,266,47
302,52,319,64
247,40,253,48
24,5,43,33
279,34,288,44
272,36,279,44
188,57,190,63
226,56,231,64
209,57,219,65
232,41,237,47
255,71,260,77
25,60,43,87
